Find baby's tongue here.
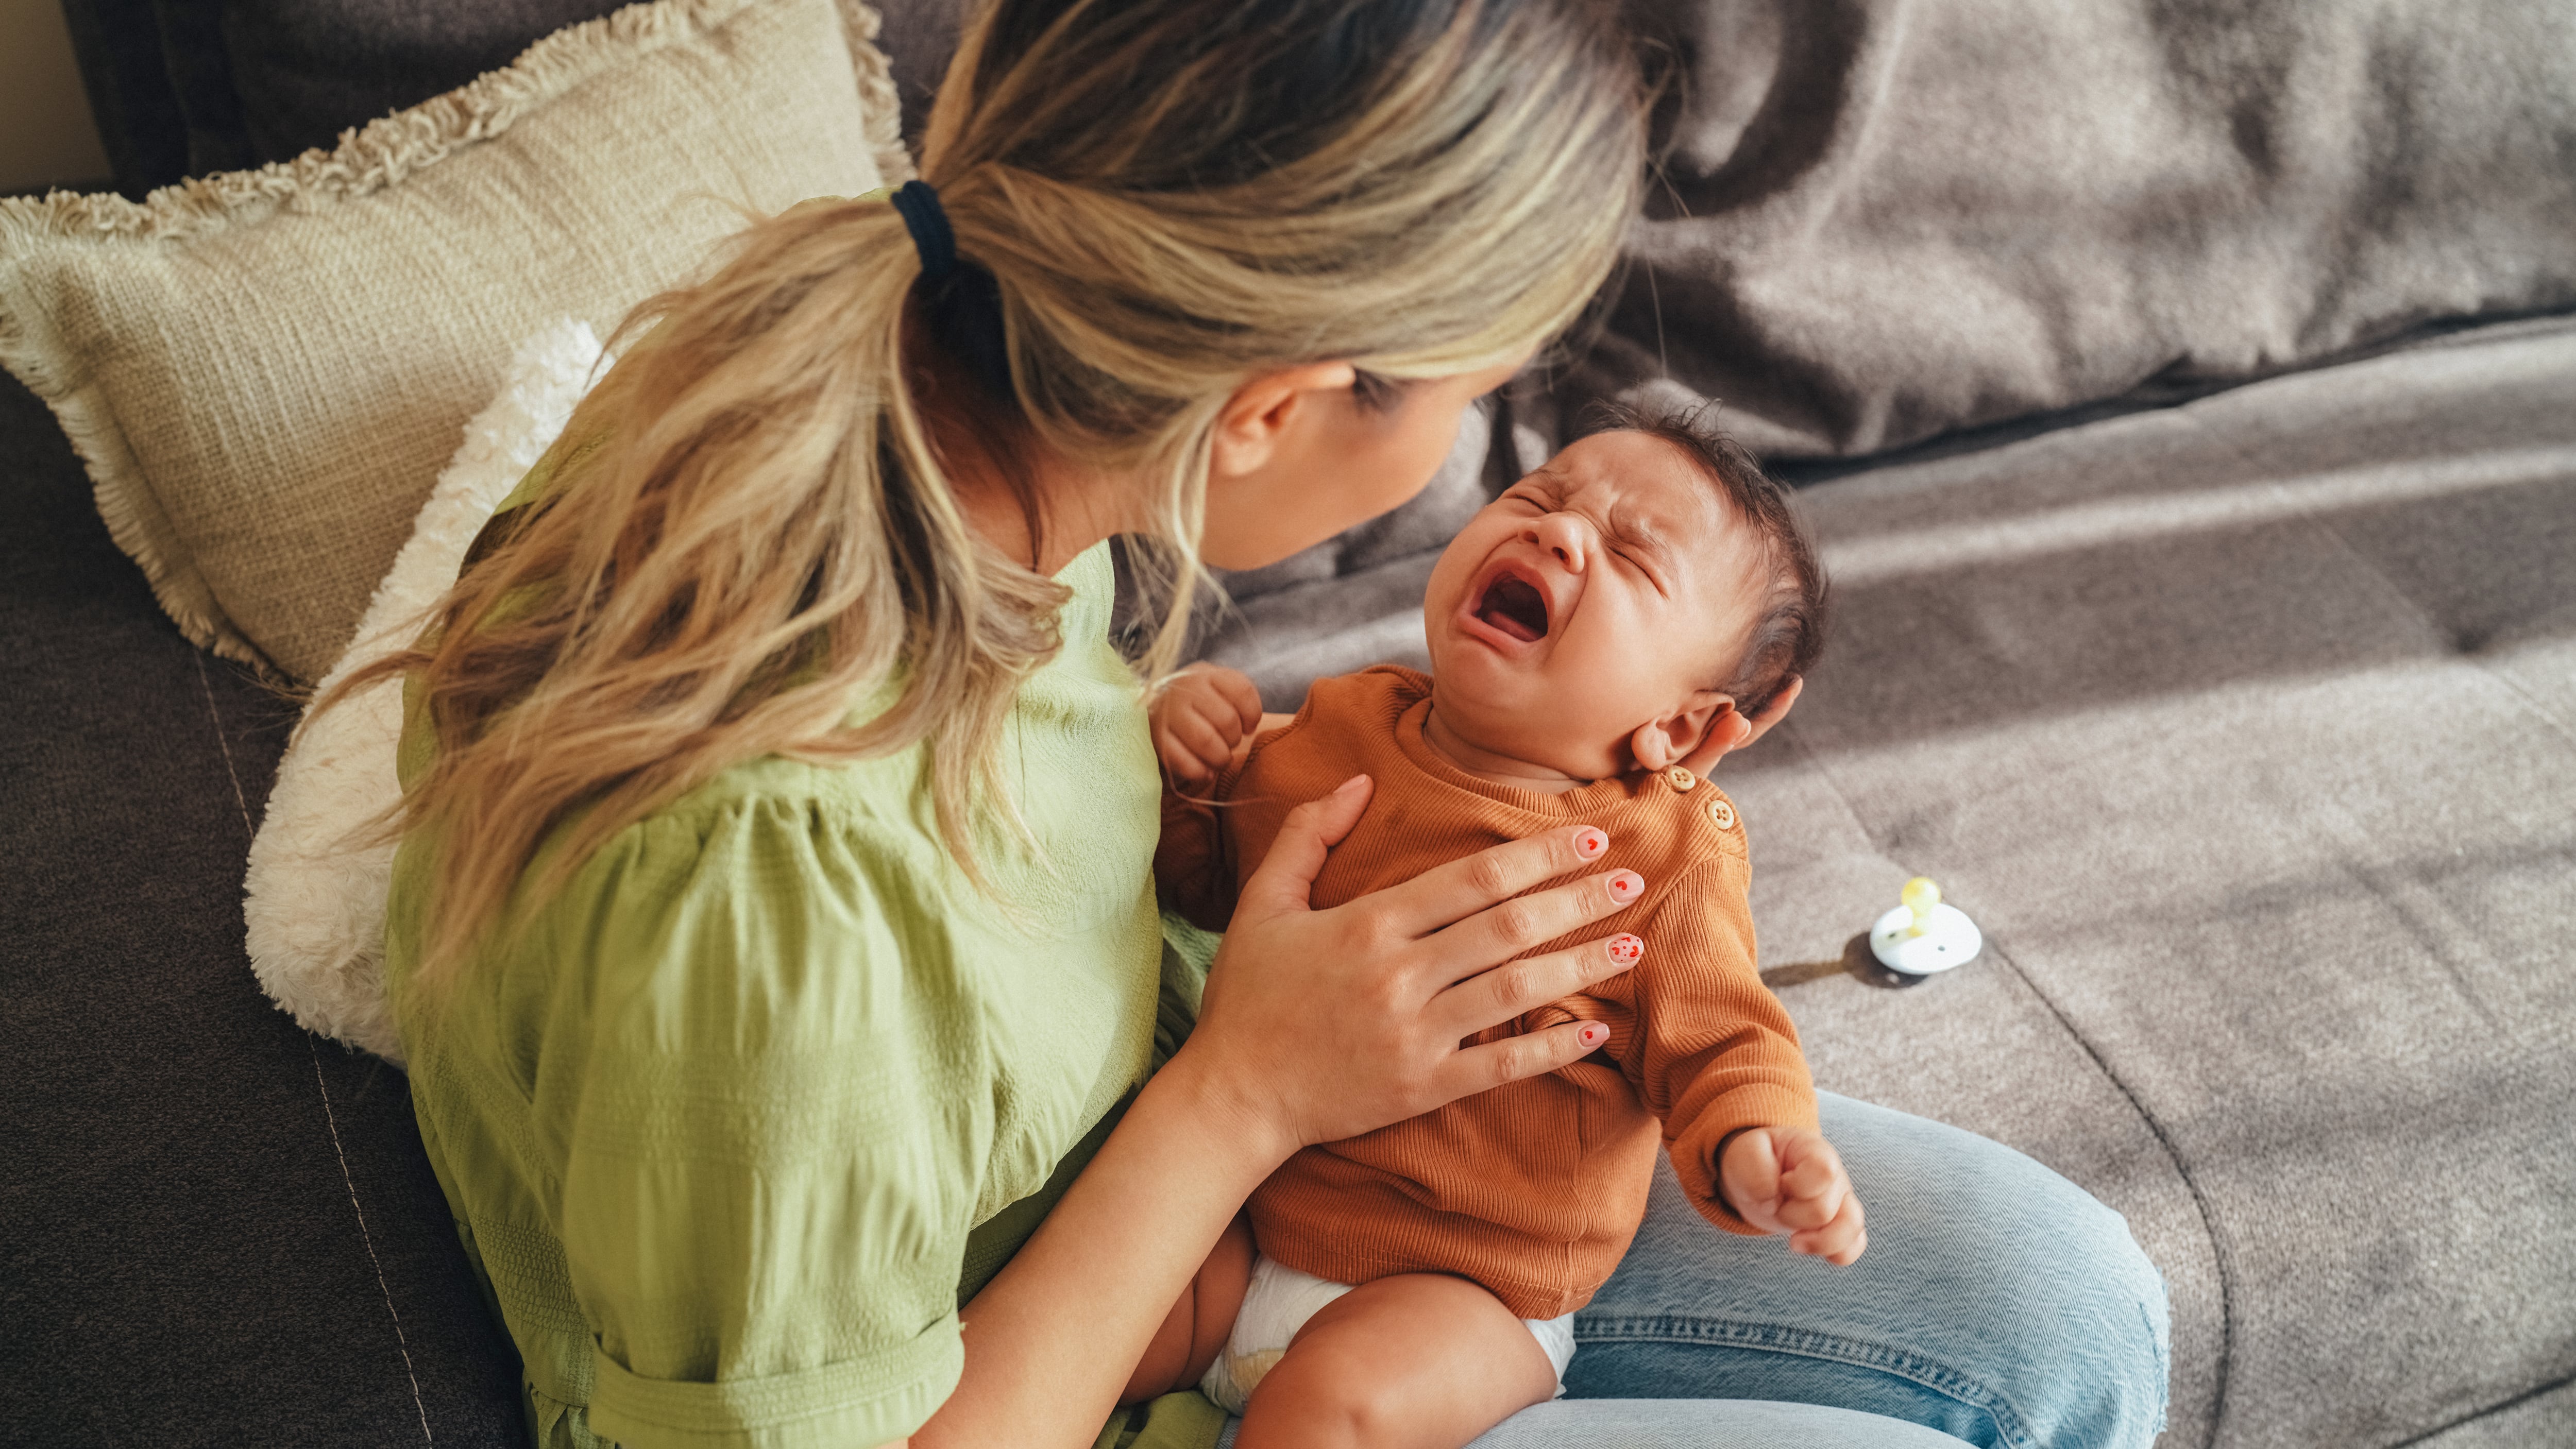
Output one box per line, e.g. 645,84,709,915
1477,576,1549,641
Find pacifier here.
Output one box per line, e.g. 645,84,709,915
1869,876,1982,975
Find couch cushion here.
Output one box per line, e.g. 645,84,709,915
0,372,524,1445
1554,0,2576,460
0,0,908,680
223,0,635,162
1725,316,2576,1447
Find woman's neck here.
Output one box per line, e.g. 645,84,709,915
915,337,1141,578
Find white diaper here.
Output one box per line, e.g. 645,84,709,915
1196,1253,1577,1415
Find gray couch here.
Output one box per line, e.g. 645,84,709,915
7,2,2570,1446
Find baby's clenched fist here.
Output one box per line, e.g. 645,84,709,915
1150,664,1266,785
1719,1124,1868,1266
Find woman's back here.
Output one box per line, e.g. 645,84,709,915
385,542,1165,1449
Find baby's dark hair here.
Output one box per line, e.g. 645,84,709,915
1582,401,1827,722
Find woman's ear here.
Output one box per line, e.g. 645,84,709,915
1628,690,1734,772
1207,361,1360,482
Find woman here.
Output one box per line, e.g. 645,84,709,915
361,2,2170,1446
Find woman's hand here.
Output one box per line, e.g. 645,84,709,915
1167,774,1646,1159
923,775,1641,1449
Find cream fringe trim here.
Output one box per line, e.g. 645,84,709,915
0,0,912,675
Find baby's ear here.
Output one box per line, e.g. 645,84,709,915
1672,676,1805,778
1629,690,1734,772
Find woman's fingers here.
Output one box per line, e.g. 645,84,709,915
1431,933,1643,1041
1440,1016,1616,1099
1233,776,1375,919
1438,869,1643,986
1374,825,1619,941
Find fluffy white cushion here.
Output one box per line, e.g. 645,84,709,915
243,319,602,1063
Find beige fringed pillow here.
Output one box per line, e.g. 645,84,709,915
0,0,908,679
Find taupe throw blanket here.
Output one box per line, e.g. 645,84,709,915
1551,0,2576,459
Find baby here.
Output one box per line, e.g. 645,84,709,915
1129,409,1860,1448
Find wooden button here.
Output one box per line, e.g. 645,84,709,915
1665,766,1697,792
1706,797,1737,830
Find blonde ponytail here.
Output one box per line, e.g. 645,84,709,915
341,0,1647,983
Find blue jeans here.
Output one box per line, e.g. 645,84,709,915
1221,1093,2170,1449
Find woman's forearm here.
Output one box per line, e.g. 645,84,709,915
916,803,1636,1446
913,1053,1291,1448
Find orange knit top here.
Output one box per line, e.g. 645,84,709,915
1156,666,1817,1318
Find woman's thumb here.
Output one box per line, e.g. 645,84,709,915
1239,775,1373,917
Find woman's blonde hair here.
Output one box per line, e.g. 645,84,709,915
342,0,1645,982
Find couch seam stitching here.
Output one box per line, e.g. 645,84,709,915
198,651,435,1445
310,1037,437,1446
1979,936,2220,1444
1777,721,2227,1446
2387,1370,2576,1446
192,651,253,835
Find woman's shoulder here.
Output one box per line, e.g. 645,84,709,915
476,759,958,1043
580,751,948,901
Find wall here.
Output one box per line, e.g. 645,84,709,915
1,0,112,194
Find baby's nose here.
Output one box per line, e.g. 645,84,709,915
1529,513,1590,570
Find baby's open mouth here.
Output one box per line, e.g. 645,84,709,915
1474,572,1550,643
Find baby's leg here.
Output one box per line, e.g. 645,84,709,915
1234,1273,1558,1449
1120,1215,1255,1405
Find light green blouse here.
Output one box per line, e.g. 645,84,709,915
386,537,1213,1449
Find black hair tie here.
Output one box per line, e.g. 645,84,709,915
890,179,956,280
890,179,1012,401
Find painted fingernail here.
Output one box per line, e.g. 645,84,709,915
1573,827,1609,860
1580,1024,1608,1046
1606,933,1645,966
1605,870,1644,903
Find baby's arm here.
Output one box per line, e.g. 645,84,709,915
1149,666,1298,931
1616,856,1867,1263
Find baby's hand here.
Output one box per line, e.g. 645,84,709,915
1150,664,1266,785
1719,1125,1867,1266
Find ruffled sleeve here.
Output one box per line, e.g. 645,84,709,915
535,793,986,1449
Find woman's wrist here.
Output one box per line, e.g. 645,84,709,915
925,1026,1298,1445
1134,1043,1302,1188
